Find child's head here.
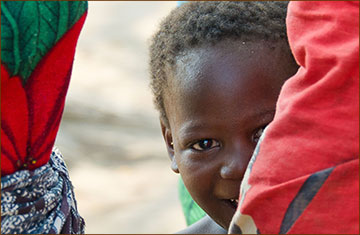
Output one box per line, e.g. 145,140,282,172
149,1,298,229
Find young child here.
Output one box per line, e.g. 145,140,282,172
149,1,298,233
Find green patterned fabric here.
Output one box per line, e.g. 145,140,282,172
1,1,87,82
178,177,206,226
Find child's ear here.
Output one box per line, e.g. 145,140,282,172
160,119,179,173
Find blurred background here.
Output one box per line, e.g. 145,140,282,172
54,1,186,233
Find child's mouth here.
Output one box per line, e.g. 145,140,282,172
227,198,239,209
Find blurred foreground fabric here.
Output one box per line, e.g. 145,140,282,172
1,147,84,234
230,1,359,234
1,1,87,233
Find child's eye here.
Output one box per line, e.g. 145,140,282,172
252,126,267,143
191,139,220,151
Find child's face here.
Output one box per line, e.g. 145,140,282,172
161,40,298,229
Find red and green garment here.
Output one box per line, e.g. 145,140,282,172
2,2,88,233
1,1,87,176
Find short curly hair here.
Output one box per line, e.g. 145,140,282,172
149,1,291,126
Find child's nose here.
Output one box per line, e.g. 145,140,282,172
220,144,252,180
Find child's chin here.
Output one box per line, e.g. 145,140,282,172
211,199,239,229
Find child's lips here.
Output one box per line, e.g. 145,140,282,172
222,198,239,210
230,198,239,204
229,198,239,208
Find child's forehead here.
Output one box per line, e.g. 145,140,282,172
164,39,296,104
175,39,277,64
172,40,280,82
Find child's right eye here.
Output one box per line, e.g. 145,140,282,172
191,139,220,151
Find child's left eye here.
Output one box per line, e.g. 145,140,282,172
191,139,220,151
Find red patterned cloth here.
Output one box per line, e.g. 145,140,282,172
1,3,87,176
1,3,87,233
229,1,359,234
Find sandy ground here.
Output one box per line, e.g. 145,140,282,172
54,2,187,233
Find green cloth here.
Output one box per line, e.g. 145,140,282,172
1,1,87,82
178,177,206,225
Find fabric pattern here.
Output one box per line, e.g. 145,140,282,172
1,2,87,233
229,1,359,234
1,1,88,176
1,1,87,81
1,147,85,234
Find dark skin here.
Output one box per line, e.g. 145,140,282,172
161,39,299,232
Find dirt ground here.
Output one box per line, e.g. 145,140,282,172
54,2,186,233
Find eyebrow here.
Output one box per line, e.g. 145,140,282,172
178,121,208,138
178,109,276,137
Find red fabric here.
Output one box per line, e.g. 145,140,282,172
231,1,359,234
288,159,358,233
1,13,87,176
